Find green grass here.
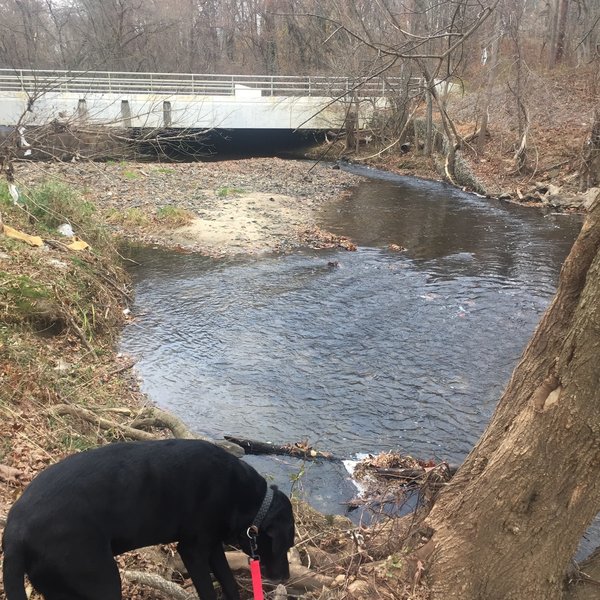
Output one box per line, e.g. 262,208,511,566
156,205,194,227
25,181,95,229
107,207,151,227
0,272,52,322
0,180,12,206
18,180,113,251
216,186,245,198
121,170,139,180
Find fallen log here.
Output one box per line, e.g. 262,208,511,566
224,436,337,461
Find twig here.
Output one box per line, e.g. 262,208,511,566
64,313,97,357
46,404,156,441
96,270,133,302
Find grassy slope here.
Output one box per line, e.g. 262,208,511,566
0,180,144,513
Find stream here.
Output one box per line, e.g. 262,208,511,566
120,165,585,543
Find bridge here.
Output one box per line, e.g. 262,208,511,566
0,69,410,131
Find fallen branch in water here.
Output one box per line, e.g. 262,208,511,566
224,435,337,461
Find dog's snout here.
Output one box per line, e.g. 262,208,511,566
263,562,290,582
264,575,288,585
264,572,290,585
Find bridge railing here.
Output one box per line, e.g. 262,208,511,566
0,69,415,97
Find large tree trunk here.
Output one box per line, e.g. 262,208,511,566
424,196,600,599
580,107,600,191
554,0,571,65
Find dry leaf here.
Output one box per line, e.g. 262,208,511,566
2,224,44,247
66,236,89,251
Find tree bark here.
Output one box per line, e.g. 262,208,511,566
424,196,600,599
580,107,600,190
554,0,571,65
477,31,500,155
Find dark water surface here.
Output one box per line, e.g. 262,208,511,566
120,167,582,521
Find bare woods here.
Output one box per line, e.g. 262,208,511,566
1,1,599,188
0,1,597,76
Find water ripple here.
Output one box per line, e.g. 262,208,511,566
120,174,581,521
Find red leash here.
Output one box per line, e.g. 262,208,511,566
249,557,264,600
247,526,264,600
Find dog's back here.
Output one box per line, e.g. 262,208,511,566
4,440,253,554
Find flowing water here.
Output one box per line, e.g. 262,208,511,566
120,166,583,531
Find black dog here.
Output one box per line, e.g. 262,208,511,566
2,439,295,600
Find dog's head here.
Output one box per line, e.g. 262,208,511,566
240,486,295,582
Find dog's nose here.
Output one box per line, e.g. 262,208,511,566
264,576,287,585
263,565,290,583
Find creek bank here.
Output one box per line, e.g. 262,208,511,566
13,157,363,256
308,126,594,213
5,150,579,600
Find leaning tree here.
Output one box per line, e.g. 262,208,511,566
420,195,600,598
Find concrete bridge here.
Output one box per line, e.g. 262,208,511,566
0,69,410,132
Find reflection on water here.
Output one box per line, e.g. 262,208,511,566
120,172,582,522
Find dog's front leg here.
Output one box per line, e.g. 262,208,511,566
209,545,241,600
177,540,228,600
178,541,241,600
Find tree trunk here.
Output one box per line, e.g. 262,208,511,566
424,196,600,599
477,31,500,155
580,107,600,190
554,0,571,65
424,85,433,157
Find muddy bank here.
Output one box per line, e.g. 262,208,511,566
14,157,363,256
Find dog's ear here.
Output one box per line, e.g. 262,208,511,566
263,488,295,545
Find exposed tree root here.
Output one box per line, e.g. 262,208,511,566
131,407,199,440
46,404,157,441
122,570,198,600
45,404,244,456
224,551,334,592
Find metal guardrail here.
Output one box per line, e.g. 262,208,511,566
0,68,414,97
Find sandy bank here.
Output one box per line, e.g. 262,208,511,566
14,157,364,256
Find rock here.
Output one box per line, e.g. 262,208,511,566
580,187,600,211
347,579,370,595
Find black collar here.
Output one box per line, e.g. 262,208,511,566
252,485,274,531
